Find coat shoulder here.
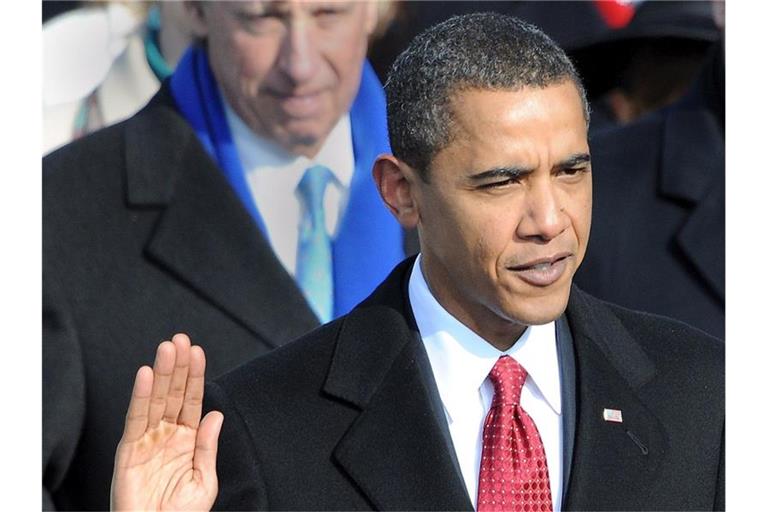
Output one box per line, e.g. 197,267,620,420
590,112,664,159
575,287,723,376
43,86,187,187
212,319,345,411
43,116,127,181
611,300,721,361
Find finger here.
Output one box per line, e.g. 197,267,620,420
163,333,192,423
194,411,224,494
122,366,154,442
178,345,206,429
147,340,176,428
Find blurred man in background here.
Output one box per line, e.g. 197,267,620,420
575,2,725,338
43,2,404,509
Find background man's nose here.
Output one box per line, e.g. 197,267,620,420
277,20,320,85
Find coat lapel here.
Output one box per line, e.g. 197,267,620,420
563,287,668,510
325,259,473,511
124,90,319,347
659,109,725,302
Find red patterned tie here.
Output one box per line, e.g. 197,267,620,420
477,356,553,512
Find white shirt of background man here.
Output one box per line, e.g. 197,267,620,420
224,100,354,277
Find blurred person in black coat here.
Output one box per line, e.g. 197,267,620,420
42,2,405,509
575,37,724,339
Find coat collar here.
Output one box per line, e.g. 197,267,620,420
659,108,723,205
124,85,191,206
123,85,319,347
659,107,725,301
325,257,473,511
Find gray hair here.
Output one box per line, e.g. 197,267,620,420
385,12,590,181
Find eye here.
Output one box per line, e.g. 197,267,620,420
313,4,351,26
315,7,344,16
557,166,590,181
477,177,519,190
236,11,283,33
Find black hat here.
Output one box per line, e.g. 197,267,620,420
568,1,720,99
578,0,719,47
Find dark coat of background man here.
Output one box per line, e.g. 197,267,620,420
42,2,407,510
110,13,724,512
576,36,725,340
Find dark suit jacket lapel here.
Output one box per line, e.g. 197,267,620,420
659,108,725,302
124,87,319,347
563,287,668,511
325,259,473,511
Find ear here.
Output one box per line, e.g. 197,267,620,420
363,0,380,36
372,154,420,230
182,1,210,39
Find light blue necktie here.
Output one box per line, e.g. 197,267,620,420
296,165,335,323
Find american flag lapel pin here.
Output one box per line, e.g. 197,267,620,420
603,408,623,423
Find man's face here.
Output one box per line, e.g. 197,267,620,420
197,1,377,157
413,83,591,346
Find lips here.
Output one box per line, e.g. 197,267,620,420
507,253,572,287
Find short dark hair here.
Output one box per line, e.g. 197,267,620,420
385,12,589,180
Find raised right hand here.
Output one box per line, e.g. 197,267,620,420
111,333,223,511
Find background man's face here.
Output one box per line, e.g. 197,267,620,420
199,1,377,157
415,83,592,346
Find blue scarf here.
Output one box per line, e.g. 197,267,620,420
169,45,404,318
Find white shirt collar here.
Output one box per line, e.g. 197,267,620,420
409,255,562,421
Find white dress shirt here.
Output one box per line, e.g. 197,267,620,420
408,255,563,510
223,100,355,277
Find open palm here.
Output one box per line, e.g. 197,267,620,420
111,334,223,511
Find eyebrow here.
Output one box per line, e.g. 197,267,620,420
468,166,533,182
554,153,591,169
236,2,287,15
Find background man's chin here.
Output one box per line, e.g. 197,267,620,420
272,130,322,157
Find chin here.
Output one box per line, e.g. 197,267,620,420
283,120,328,142
287,132,321,149
271,128,321,156
513,310,565,327
502,292,570,327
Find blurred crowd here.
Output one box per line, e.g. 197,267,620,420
42,2,724,510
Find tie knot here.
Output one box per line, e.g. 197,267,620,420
297,165,334,213
488,355,528,406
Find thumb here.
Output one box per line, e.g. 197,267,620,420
194,410,224,492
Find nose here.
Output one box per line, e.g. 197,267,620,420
516,180,569,242
276,18,320,86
